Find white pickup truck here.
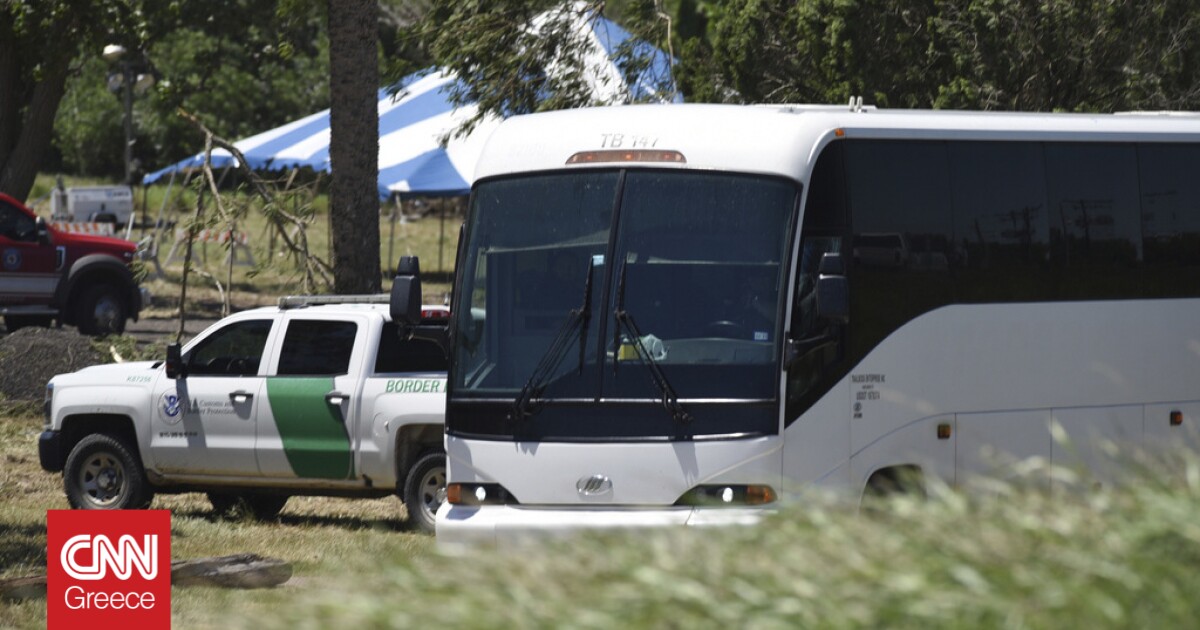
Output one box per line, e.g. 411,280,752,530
38,272,451,532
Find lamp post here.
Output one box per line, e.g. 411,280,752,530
103,44,155,186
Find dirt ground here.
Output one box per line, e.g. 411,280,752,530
0,328,104,405
0,316,215,405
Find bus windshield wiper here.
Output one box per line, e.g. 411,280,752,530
511,258,595,421
613,261,692,424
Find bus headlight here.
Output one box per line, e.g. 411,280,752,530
675,484,777,507
447,483,518,506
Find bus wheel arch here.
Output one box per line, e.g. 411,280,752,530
863,464,927,500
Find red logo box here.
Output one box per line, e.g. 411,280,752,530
47,510,171,630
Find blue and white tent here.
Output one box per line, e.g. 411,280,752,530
143,10,678,199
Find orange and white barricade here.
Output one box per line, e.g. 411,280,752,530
52,222,116,236
163,228,255,267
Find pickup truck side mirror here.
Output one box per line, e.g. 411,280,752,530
35,216,50,245
816,252,849,323
390,255,422,328
165,343,186,379
390,255,451,353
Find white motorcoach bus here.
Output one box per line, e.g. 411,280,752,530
436,103,1200,545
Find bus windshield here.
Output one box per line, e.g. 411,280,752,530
451,169,797,440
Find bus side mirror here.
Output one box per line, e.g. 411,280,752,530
816,252,848,323
165,343,186,379
390,255,422,328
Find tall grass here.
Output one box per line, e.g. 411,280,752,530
7,402,1200,629
208,458,1200,629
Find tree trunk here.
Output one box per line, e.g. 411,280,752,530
0,49,70,202
0,12,21,175
327,0,382,294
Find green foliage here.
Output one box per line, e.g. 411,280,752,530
1,1,145,199
51,58,127,177
677,0,1200,112
393,1,679,140
47,0,332,181
932,0,1200,111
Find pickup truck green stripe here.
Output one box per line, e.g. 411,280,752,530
266,377,353,480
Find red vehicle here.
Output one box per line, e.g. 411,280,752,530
0,192,142,335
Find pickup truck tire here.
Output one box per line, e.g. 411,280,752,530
64,433,153,510
76,283,126,335
403,452,446,533
208,493,289,520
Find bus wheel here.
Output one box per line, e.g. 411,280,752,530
865,466,926,499
403,452,446,534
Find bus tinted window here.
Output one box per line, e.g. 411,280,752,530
1044,143,1143,299
948,142,1053,302
605,171,796,401
844,140,954,363
787,142,848,422
1137,143,1200,298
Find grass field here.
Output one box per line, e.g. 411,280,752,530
6,402,1200,628
0,413,435,628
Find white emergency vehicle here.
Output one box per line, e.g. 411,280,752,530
39,267,451,532
436,103,1200,545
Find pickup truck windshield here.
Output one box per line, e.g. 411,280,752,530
451,170,797,440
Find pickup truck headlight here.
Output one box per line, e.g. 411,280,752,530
43,382,54,430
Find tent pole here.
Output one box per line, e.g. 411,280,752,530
388,197,399,273
438,198,446,273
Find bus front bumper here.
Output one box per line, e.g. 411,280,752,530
435,504,769,549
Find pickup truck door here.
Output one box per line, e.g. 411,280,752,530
148,317,277,475
256,315,366,481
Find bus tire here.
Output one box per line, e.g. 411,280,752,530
865,466,926,499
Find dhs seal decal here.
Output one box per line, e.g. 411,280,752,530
159,390,183,424
2,248,21,271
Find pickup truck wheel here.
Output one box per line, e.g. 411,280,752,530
77,283,126,335
208,493,289,520
403,452,446,533
64,434,153,510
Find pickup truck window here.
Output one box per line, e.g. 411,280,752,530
188,319,273,376
277,320,358,376
375,323,447,373
0,199,36,242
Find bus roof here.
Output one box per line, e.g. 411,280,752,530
473,103,1200,185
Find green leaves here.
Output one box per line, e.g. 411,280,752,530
394,1,679,140
679,0,1200,112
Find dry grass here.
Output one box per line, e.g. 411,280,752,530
0,413,435,629
30,174,460,317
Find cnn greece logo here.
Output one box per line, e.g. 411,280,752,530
48,510,171,629
61,534,158,580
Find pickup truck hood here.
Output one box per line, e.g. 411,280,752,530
51,361,160,387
